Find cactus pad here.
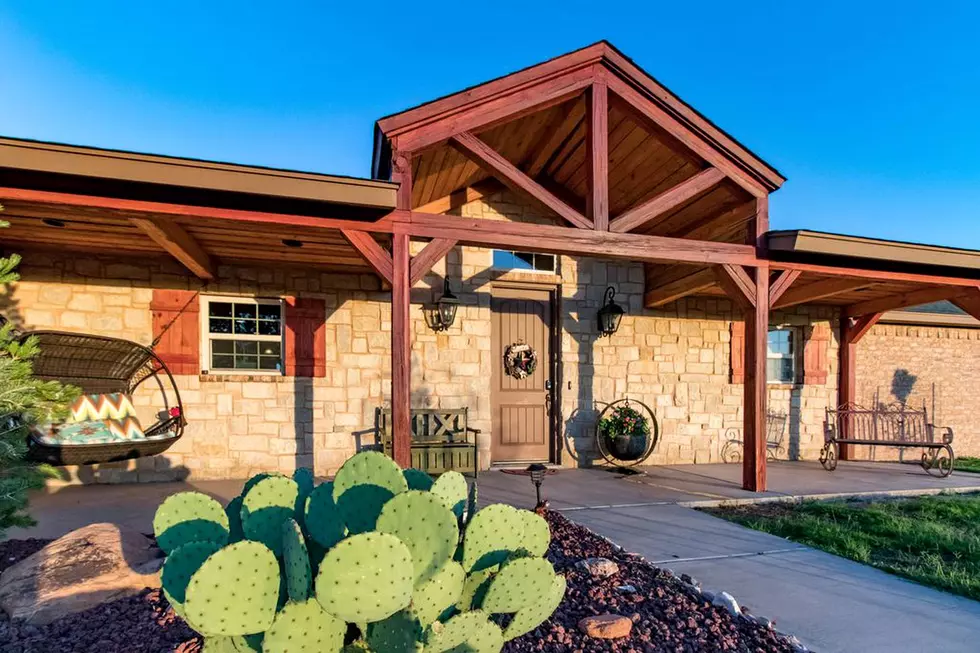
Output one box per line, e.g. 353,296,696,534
481,557,556,614
261,599,346,653
502,573,566,640
202,637,240,653
304,481,347,549
411,560,465,626
403,468,434,491
431,471,468,518
366,610,424,653
154,492,230,554
376,490,459,586
518,510,551,557
242,471,284,496
184,541,280,636
425,610,504,653
315,532,414,623
225,496,244,543
456,568,494,612
332,451,408,534
462,504,525,572
293,466,315,497
241,475,300,556
162,540,224,608
281,518,312,601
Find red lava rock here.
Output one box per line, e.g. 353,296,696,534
579,614,633,638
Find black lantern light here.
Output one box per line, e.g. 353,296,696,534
597,286,625,337
526,463,547,508
424,277,460,332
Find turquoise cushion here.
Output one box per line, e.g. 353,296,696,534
36,420,125,445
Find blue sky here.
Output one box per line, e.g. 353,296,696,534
2,1,979,248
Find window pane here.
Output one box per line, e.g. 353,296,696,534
514,252,535,268
259,342,281,357
235,355,258,369
235,341,258,355
212,340,234,354
234,303,257,319
780,358,795,382
209,318,232,334
259,320,281,336
534,254,556,272
209,302,233,318
258,304,281,321
212,353,235,369
234,318,257,335
258,356,281,370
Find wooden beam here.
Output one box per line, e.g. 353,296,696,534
751,195,769,250
129,217,215,279
586,81,609,231
609,167,725,234
390,210,758,267
644,268,716,307
771,260,980,289
714,264,756,309
415,179,503,214
409,238,457,286
773,277,875,309
743,266,769,491
340,230,393,285
768,269,802,306
839,311,883,461
450,131,593,229
670,200,757,241
843,284,974,318
389,148,412,469
950,288,980,321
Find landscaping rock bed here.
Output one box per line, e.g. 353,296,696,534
0,512,801,652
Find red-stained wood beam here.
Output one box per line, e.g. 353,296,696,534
714,263,756,309
409,238,457,286
771,260,980,289
450,131,593,229
843,284,976,318
644,268,716,307
129,217,215,280
773,277,876,310
389,210,757,267
609,167,725,234
669,201,758,241
839,311,884,461
340,230,393,284
388,149,413,468
950,288,980,321
586,80,609,231
743,266,770,491
768,269,802,306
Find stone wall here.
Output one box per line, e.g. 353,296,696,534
855,322,980,459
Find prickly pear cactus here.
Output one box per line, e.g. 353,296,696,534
153,492,229,554
155,451,564,652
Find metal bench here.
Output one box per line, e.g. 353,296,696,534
722,411,788,463
377,407,480,477
821,402,954,477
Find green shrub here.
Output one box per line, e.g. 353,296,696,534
153,452,565,651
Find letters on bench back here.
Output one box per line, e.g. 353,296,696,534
377,407,479,476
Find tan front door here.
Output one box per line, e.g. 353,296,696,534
491,286,553,463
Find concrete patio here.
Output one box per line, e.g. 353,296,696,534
9,460,980,653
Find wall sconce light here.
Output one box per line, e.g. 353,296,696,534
424,278,460,332
597,286,625,337
526,463,547,508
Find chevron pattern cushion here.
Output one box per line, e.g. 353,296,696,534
105,416,146,441
69,393,137,423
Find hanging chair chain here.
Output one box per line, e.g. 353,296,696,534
150,282,208,349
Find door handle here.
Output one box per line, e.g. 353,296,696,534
545,379,552,391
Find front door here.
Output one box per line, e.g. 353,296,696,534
491,286,553,463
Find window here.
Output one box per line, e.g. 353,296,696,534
492,250,556,273
202,297,284,373
766,328,797,384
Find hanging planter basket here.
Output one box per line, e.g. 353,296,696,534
595,398,659,467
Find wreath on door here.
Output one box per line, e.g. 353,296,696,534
503,342,538,380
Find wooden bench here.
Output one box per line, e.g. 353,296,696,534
377,407,480,476
722,411,789,463
821,403,954,477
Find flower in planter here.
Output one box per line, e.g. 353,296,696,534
598,403,650,441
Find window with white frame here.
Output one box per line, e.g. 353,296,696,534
202,297,284,373
766,328,797,384
492,250,557,273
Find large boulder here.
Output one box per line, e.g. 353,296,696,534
0,523,163,624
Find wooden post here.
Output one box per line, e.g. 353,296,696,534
838,312,882,461
390,150,413,468
586,80,609,231
742,264,770,491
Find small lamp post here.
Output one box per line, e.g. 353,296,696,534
597,286,625,337
526,463,547,509
424,278,460,332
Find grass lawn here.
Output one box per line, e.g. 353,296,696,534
955,457,980,474
705,493,980,601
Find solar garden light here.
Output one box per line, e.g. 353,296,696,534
526,463,548,508
597,286,625,336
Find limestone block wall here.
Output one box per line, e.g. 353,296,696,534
855,323,980,459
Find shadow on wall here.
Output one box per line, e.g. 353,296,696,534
891,369,918,406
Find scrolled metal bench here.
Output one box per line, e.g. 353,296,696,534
722,411,788,463
821,402,954,477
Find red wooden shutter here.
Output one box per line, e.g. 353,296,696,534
151,289,201,375
284,297,326,378
730,321,745,384
803,323,830,385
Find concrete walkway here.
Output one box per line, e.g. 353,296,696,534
11,461,980,652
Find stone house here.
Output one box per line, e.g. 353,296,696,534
1,41,978,490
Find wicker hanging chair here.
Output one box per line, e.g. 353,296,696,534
22,331,185,466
